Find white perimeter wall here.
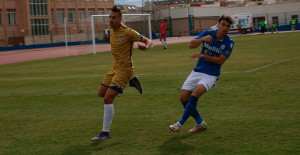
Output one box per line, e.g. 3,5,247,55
158,2,300,25
220,2,300,25
159,7,220,18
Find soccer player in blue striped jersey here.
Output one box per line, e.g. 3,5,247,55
169,15,235,132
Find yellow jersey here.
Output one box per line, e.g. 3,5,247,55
109,23,143,71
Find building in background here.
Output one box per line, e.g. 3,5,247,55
118,5,140,13
145,0,299,37
0,0,114,47
148,0,300,8
0,0,299,48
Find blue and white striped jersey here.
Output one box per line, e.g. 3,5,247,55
193,30,234,76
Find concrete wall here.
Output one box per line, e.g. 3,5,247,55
157,2,300,21
157,7,220,36
193,17,219,31
220,2,300,25
171,18,190,37
155,2,300,36
159,7,220,19
190,7,220,17
160,7,189,19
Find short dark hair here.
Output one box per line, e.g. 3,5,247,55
218,15,234,25
112,5,122,17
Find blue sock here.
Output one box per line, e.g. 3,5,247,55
181,101,188,108
192,108,203,124
181,100,203,125
179,96,199,125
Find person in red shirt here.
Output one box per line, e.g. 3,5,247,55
160,20,167,49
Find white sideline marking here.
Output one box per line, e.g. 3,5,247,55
0,56,299,81
223,56,300,74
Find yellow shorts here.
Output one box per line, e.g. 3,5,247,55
101,68,133,93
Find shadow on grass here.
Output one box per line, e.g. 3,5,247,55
61,140,121,155
158,133,196,154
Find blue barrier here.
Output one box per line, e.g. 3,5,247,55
0,40,108,51
253,23,300,32
190,23,300,36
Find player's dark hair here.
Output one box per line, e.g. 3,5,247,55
218,15,234,25
112,5,122,17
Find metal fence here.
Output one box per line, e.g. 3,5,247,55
2,15,153,48
1,11,299,48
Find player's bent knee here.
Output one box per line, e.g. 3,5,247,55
98,89,106,97
104,96,114,104
98,92,105,97
98,85,108,97
179,95,189,103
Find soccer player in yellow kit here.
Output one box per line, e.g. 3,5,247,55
91,5,152,141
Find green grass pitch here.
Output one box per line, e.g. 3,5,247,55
0,32,300,154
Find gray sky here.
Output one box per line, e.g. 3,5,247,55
114,0,143,7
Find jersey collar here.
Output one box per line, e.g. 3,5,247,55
214,29,229,42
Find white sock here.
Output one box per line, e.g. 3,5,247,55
164,41,167,48
161,40,165,46
102,104,114,132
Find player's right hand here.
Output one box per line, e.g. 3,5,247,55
191,53,204,58
201,35,213,43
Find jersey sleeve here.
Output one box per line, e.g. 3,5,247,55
222,41,234,58
194,30,209,40
128,29,143,42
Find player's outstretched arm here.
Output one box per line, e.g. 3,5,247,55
138,36,153,51
189,35,213,49
191,53,227,65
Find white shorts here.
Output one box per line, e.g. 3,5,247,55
181,71,218,92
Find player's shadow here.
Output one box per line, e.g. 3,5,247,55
158,134,196,155
61,141,121,155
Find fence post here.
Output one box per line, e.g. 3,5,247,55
50,29,53,44
69,27,71,42
32,34,35,45
87,25,90,41
64,18,68,56
285,12,287,25
13,31,16,46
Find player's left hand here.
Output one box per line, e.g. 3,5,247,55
138,43,148,50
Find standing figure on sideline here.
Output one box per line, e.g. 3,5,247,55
264,20,268,32
259,20,265,34
271,23,278,33
160,19,167,49
169,15,235,132
291,18,296,32
91,5,152,141
237,21,242,35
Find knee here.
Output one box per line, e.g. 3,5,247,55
104,96,113,104
98,92,105,97
98,85,108,97
179,95,189,103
